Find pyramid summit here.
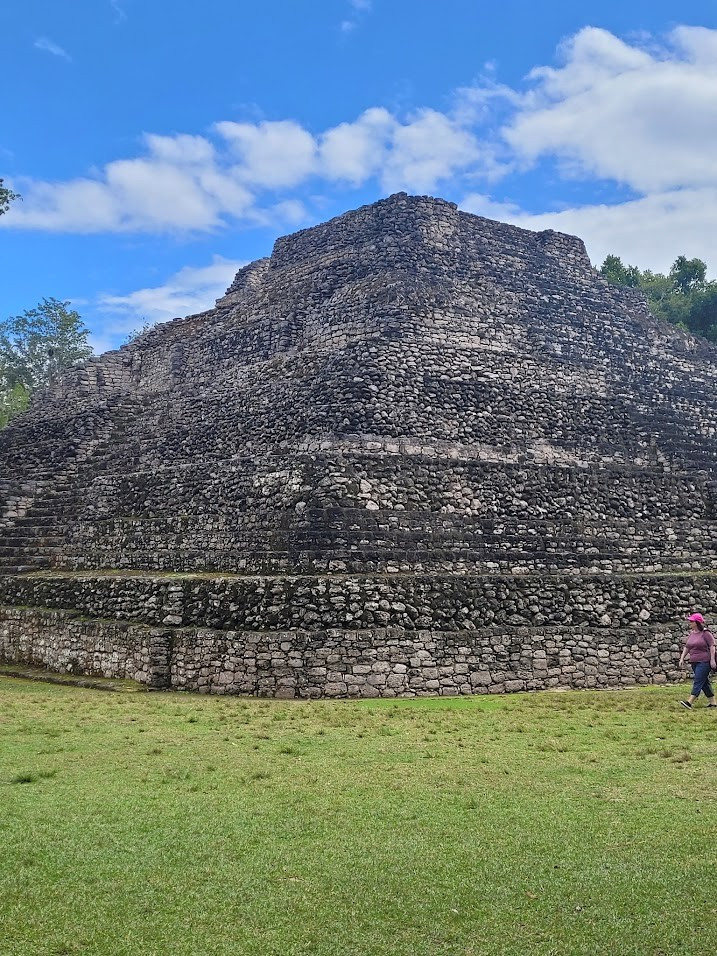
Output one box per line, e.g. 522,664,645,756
1,192,716,696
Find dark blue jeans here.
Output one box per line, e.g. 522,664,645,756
690,661,714,699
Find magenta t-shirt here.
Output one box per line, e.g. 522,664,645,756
684,629,715,663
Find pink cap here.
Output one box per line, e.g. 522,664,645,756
688,613,706,623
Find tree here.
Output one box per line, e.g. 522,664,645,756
0,298,93,396
0,177,20,216
688,284,717,341
600,254,717,344
599,254,640,288
669,255,706,295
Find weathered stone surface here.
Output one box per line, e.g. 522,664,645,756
0,192,716,695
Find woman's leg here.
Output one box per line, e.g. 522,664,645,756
682,664,699,706
691,662,711,700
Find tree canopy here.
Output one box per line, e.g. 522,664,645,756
0,298,93,426
600,254,717,343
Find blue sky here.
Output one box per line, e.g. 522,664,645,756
2,1,717,352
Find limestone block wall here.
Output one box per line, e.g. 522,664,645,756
0,607,158,685
168,625,685,698
0,606,687,698
1,570,715,632
48,451,716,575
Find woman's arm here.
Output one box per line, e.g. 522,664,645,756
707,632,716,669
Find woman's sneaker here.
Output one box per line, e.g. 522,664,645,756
680,700,692,709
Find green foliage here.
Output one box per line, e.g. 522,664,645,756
599,254,640,288
600,253,717,342
0,297,93,393
0,177,20,216
0,382,30,428
0,298,93,427
669,255,706,294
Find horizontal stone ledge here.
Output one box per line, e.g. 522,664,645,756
13,442,688,475
3,569,717,583
1,570,715,633
0,605,691,645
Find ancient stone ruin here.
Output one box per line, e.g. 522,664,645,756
1,192,716,696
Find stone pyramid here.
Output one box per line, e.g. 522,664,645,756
1,192,716,696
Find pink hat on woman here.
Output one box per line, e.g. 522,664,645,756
688,613,706,623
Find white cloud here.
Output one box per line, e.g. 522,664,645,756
457,193,523,221
319,107,395,184
463,24,717,275
215,120,318,188
3,107,489,233
381,109,482,192
461,188,717,276
525,27,652,99
11,178,122,232
96,256,246,346
505,26,717,192
106,159,220,230
269,199,308,226
34,37,72,61
3,134,256,233
6,163,220,233
672,24,717,62
193,168,254,218
144,133,215,165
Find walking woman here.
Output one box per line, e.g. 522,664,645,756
679,613,716,709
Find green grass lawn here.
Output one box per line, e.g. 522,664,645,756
1,678,715,956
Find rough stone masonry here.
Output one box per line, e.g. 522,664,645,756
1,192,716,696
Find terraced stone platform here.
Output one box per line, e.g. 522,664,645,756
1,192,716,695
